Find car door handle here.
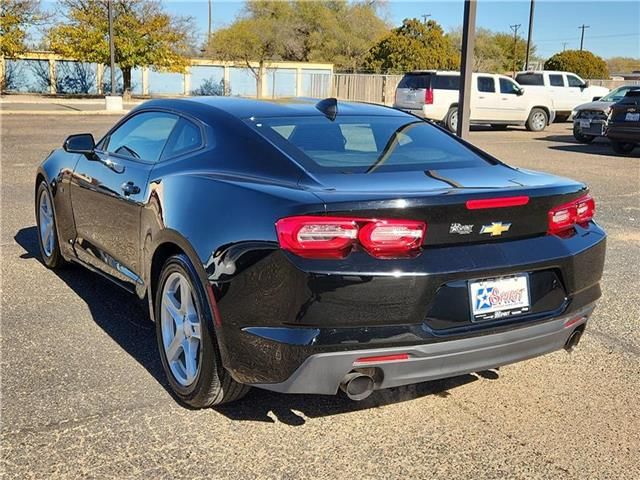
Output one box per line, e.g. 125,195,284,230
121,181,140,196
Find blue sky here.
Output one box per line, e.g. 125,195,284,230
160,0,639,59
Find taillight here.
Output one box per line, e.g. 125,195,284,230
548,194,595,235
359,219,425,257
425,87,434,105
275,216,427,259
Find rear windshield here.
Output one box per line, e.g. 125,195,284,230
397,74,431,89
433,75,460,90
248,116,493,174
515,73,544,86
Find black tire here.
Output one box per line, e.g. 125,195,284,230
610,141,636,154
554,114,570,123
444,106,458,133
490,124,509,131
573,123,595,144
35,181,66,269
526,108,548,132
155,253,249,408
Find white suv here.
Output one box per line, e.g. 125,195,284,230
515,70,609,121
394,70,555,132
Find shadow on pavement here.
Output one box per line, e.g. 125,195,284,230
15,225,497,425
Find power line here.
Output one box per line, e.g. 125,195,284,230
578,24,590,50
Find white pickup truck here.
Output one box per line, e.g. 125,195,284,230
394,71,556,132
515,71,609,121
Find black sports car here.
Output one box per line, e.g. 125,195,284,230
606,89,640,154
35,97,606,407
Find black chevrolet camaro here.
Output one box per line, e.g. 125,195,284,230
35,97,606,407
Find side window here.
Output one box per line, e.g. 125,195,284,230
549,74,565,87
567,75,584,88
515,73,544,86
433,75,460,90
104,112,178,162
477,77,495,93
499,78,520,94
162,118,205,159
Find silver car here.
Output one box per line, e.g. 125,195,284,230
573,85,640,143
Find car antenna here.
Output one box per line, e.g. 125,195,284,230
315,98,338,121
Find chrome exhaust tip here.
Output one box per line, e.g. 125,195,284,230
340,372,375,401
564,329,583,352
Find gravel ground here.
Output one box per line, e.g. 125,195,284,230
1,114,639,479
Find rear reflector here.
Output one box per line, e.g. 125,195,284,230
466,196,530,210
548,194,595,235
353,353,410,365
275,216,426,259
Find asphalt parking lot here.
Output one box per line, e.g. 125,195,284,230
1,114,639,479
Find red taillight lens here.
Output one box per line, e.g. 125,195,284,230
275,216,358,258
425,87,434,105
275,216,426,259
359,219,426,257
548,194,595,235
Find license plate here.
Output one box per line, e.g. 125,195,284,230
469,274,530,321
625,112,640,121
580,119,591,129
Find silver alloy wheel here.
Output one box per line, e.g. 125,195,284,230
38,189,55,257
450,109,458,132
531,111,546,131
160,272,202,386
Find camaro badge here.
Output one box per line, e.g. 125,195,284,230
480,222,512,236
450,223,473,234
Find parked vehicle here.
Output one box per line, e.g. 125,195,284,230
394,70,555,132
36,97,606,408
515,70,609,122
572,85,640,143
606,89,640,154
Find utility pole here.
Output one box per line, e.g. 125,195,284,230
457,0,477,140
108,0,116,95
562,42,569,51
208,0,212,40
510,24,521,77
421,13,431,24
578,24,590,50
525,0,535,70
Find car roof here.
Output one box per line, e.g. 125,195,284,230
403,71,510,78
136,97,408,121
516,70,578,75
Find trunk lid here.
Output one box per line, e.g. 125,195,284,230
305,165,586,246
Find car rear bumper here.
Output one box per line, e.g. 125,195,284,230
213,223,606,387
253,306,593,395
606,124,640,143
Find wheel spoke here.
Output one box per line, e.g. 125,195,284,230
183,339,198,383
163,293,183,328
165,331,183,362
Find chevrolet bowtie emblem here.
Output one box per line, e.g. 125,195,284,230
480,222,512,236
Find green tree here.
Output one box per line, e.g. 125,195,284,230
448,27,535,73
205,0,388,78
1,0,47,57
544,50,609,79
606,56,640,74
363,18,459,74
46,0,195,94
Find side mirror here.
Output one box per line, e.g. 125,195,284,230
63,133,95,155
517,88,525,96
582,81,590,89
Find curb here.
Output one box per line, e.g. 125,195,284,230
0,110,129,115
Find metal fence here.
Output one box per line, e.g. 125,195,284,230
0,53,334,98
